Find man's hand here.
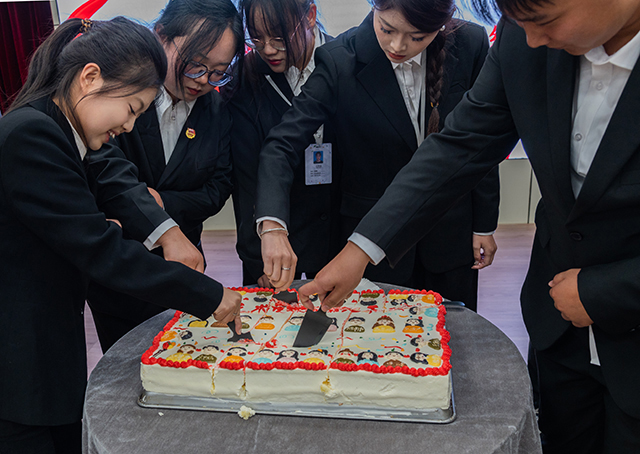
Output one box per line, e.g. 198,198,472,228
156,226,205,273
148,187,164,208
471,234,498,269
213,288,243,334
549,268,593,327
260,220,297,293
299,241,370,311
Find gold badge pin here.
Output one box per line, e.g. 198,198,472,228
186,128,196,139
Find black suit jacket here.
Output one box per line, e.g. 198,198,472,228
0,97,224,426
255,15,499,280
227,34,341,284
355,19,640,418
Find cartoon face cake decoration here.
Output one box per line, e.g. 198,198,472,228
372,315,395,333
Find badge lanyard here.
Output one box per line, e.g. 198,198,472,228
265,74,324,145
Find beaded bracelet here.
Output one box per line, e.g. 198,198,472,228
259,227,289,239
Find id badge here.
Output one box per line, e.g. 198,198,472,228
305,143,332,185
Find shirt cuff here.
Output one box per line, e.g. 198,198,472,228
144,218,179,251
348,232,386,265
473,230,496,236
256,217,288,235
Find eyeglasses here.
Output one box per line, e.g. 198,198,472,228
245,16,306,52
172,41,233,87
245,36,287,52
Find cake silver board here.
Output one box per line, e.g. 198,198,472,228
138,376,455,424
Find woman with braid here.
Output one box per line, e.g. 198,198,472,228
255,0,499,310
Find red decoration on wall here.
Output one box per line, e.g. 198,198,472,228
68,0,109,20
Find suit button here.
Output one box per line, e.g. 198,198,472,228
320,214,328,221
570,232,583,241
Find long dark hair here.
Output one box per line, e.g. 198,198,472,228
241,0,320,76
460,0,502,24
154,0,244,96
494,0,550,20
371,0,455,136
9,17,166,141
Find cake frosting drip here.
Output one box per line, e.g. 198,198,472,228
141,287,451,410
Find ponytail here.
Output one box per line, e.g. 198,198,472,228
9,16,166,117
10,18,85,112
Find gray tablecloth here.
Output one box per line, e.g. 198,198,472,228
83,284,541,454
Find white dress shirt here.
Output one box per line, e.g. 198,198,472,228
393,51,426,144
571,30,640,365
155,86,197,164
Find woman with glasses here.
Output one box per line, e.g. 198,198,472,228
255,0,500,311
226,0,341,288
85,0,244,352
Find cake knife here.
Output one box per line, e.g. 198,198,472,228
227,320,254,343
293,307,333,347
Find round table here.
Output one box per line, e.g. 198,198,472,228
83,285,542,454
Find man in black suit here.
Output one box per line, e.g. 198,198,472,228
300,0,640,452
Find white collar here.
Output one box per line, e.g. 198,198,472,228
286,26,324,81
66,117,88,160
391,51,424,70
584,29,640,71
156,85,197,118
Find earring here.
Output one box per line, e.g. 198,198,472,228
440,25,446,32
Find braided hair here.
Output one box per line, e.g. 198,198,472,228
371,0,455,135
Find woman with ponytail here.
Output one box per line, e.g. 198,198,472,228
86,0,244,353
256,0,499,310
0,17,240,452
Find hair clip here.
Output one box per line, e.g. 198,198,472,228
81,19,93,33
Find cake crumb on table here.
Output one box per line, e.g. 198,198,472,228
238,405,256,420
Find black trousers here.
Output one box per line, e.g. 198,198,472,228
87,283,166,353
0,419,81,454
533,326,640,454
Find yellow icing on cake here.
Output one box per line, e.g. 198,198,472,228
427,355,442,367
403,326,424,333
372,326,395,333
161,331,176,341
422,294,436,304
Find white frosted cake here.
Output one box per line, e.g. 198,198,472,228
141,288,452,411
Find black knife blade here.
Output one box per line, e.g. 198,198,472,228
273,290,299,304
227,319,254,343
293,308,333,347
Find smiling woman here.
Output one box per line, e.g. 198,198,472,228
71,68,157,150
0,16,243,453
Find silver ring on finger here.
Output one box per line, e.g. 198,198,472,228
281,267,291,271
